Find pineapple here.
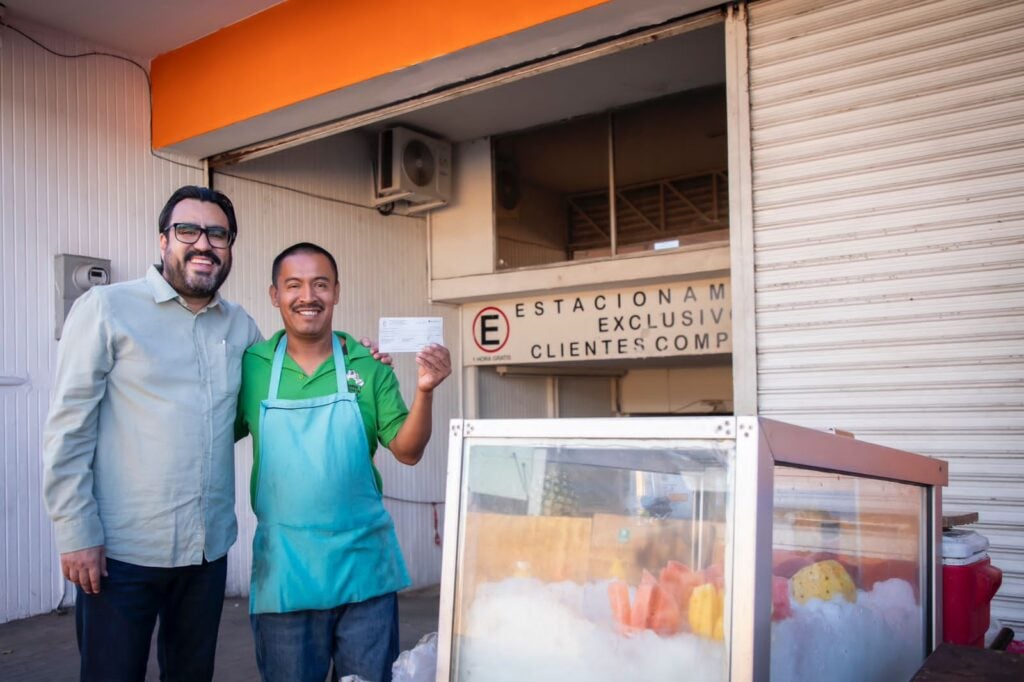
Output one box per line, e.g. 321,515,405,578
688,583,724,640
790,559,856,605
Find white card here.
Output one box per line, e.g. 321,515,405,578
378,317,444,353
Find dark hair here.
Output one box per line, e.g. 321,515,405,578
272,242,339,285
157,185,238,236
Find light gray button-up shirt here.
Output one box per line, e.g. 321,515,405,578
43,266,261,567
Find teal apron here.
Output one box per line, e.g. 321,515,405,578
250,334,411,614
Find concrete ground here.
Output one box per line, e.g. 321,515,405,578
0,585,441,681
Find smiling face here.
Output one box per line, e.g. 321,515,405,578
270,251,340,342
159,198,233,308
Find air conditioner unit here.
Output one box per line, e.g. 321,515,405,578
376,127,452,208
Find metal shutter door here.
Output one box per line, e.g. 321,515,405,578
747,0,1024,629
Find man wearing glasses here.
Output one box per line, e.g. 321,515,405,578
42,186,385,681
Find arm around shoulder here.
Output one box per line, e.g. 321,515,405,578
245,312,264,347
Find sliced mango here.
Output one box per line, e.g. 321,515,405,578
790,559,856,605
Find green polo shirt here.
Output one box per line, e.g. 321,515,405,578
235,330,409,506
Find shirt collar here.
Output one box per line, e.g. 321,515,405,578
145,264,223,310
254,330,369,365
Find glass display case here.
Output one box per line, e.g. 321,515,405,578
436,417,947,681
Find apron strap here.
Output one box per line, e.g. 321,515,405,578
268,333,350,400
269,335,289,400
331,333,349,394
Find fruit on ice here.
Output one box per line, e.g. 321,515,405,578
646,580,683,636
688,582,724,640
607,579,634,634
771,575,792,621
856,557,919,597
630,571,657,629
790,559,856,605
462,575,920,682
607,564,687,636
659,561,702,616
625,570,681,635
772,549,816,578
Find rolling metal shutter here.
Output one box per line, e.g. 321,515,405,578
747,0,1024,629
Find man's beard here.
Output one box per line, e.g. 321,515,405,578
162,249,231,299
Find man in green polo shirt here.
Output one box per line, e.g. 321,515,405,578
235,241,451,682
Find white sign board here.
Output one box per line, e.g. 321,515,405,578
463,277,731,366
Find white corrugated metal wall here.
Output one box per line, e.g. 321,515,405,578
212,137,460,596
1,21,458,622
476,371,614,419
478,368,549,418
558,377,615,418
747,0,1024,629
0,22,203,623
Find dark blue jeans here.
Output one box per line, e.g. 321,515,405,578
75,555,227,682
250,591,399,682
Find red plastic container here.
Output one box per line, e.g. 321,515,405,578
941,530,1003,647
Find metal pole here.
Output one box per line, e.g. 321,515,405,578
696,473,705,567
608,112,617,256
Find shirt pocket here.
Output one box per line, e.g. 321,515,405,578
210,339,245,398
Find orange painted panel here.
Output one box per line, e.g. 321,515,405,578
151,0,610,148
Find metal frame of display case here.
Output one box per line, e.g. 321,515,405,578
436,417,948,682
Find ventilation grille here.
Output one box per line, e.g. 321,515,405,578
568,170,729,251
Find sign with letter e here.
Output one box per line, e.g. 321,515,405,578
462,277,731,366
472,306,509,354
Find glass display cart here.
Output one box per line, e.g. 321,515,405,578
437,417,947,681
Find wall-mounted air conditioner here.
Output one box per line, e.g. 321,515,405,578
375,126,452,211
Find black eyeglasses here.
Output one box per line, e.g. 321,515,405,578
167,223,235,249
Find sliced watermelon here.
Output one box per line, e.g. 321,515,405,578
772,550,815,579
658,560,691,607
630,570,658,629
608,579,633,632
703,563,724,582
771,575,792,621
646,582,683,636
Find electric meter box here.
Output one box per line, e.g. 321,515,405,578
55,254,110,339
